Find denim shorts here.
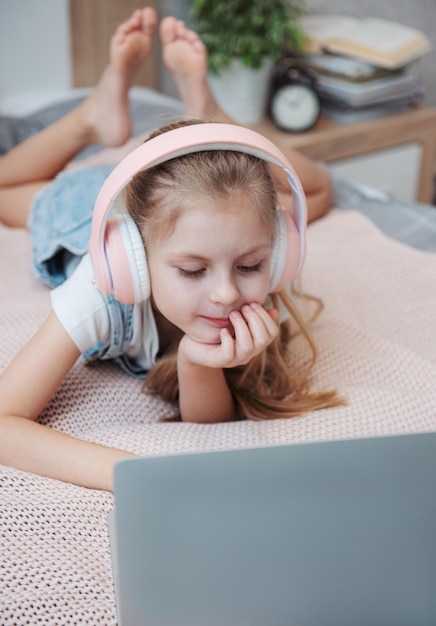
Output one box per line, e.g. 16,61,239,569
28,164,114,287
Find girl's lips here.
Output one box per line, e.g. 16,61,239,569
200,315,232,329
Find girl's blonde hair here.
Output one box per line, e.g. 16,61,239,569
125,120,343,420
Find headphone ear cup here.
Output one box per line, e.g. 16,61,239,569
103,215,150,304
269,207,303,293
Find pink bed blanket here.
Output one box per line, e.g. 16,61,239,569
1,209,436,625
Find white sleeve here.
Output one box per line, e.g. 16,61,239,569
50,254,110,353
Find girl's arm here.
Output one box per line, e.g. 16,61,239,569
177,353,236,423
177,303,279,423
0,312,135,490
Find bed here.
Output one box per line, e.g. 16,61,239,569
1,89,436,625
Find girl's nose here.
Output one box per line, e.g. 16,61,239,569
209,275,240,305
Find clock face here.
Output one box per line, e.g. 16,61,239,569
271,83,320,132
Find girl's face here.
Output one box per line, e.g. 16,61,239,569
146,193,273,345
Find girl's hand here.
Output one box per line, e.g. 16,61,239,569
179,303,279,369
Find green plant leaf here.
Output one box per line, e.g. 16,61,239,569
191,0,306,74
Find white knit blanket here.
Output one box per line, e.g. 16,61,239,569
1,209,436,625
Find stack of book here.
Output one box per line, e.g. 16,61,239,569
299,15,432,123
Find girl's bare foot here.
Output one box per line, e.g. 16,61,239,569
160,17,226,120
79,7,157,146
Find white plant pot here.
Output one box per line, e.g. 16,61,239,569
208,58,274,125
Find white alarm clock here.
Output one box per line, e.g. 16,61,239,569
268,59,321,133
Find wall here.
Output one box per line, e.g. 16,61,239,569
0,0,435,109
0,0,189,109
0,0,72,111
156,0,193,97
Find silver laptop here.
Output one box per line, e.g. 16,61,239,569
109,431,436,626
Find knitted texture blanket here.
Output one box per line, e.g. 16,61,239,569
1,210,435,625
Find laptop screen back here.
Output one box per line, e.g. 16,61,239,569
111,432,436,626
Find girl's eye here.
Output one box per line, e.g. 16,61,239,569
177,262,263,278
238,262,263,273
177,267,205,278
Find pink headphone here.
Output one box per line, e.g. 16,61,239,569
89,123,307,305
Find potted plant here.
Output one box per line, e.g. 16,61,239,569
191,0,306,124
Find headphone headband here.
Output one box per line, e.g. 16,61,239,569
89,123,307,301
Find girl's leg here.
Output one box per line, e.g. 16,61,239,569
160,17,230,121
0,7,157,228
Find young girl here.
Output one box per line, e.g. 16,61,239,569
0,9,340,491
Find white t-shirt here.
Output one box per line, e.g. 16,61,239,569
50,254,160,374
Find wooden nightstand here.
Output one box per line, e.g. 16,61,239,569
255,107,436,203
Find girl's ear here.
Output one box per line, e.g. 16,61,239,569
103,215,150,304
